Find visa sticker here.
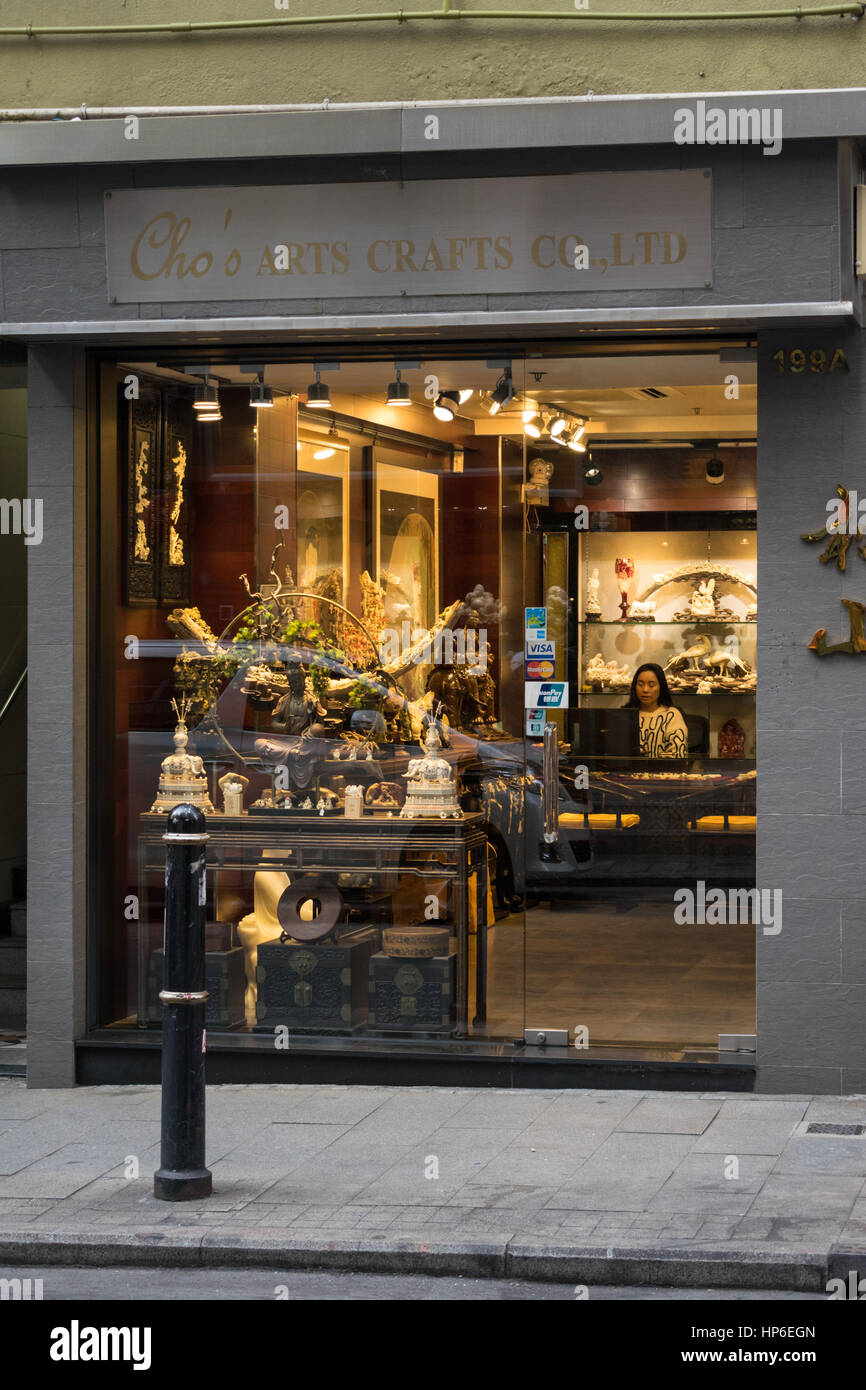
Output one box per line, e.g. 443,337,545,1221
526,639,555,659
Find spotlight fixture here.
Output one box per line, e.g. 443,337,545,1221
457,388,474,404
386,368,411,407
549,415,568,439
433,391,460,422
488,370,515,415
193,377,220,412
306,368,332,409
524,412,545,439
249,375,274,409
567,434,587,453
706,449,725,485
584,457,602,486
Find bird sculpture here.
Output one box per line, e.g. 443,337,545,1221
664,635,711,673
703,646,750,677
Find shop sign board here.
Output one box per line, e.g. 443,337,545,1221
104,170,712,303
525,681,569,709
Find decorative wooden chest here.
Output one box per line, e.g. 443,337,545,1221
368,952,457,1033
148,946,246,1028
254,928,379,1032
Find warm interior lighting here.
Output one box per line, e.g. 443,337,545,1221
433,391,459,422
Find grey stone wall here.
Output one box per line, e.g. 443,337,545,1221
26,346,87,1088
757,324,866,1095
0,377,27,917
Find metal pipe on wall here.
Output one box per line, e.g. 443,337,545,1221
0,1,861,47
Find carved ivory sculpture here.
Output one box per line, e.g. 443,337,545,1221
628,598,656,620
586,568,601,617
237,857,315,1024
218,771,248,816
689,578,716,618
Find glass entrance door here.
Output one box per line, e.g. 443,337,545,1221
518,342,757,1055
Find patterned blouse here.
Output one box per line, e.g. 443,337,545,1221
638,706,689,759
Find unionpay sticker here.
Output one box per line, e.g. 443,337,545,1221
524,681,569,709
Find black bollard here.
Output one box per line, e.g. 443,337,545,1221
154,803,213,1201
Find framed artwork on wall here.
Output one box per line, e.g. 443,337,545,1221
123,385,192,606
373,456,440,635
124,391,160,606
158,393,192,605
297,433,350,606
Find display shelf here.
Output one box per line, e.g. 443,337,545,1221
579,620,757,628
580,689,756,698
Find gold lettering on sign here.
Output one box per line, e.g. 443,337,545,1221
134,439,150,561
169,442,186,567
368,240,391,272
130,212,214,281
531,235,556,269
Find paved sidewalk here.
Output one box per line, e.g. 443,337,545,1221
1,1078,865,1289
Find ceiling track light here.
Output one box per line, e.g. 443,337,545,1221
584,458,602,486
705,444,725,484
549,415,569,440
457,388,474,405
386,367,412,407
433,390,460,422
524,411,545,439
193,376,220,411
489,369,515,416
306,367,332,409
249,374,274,409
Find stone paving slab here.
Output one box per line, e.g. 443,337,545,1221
0,1078,865,1287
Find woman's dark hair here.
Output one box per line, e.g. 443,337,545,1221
624,662,676,709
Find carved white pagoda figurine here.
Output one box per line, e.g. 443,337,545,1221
150,698,215,814
400,724,463,820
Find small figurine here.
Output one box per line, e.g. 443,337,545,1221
300,796,313,810
585,567,601,621
218,771,249,816
400,725,463,820
347,745,357,761
365,745,375,761
689,578,716,618
344,785,365,819
150,698,215,814
696,677,713,694
628,599,656,622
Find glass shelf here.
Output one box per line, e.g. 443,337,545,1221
580,620,757,628
581,689,756,698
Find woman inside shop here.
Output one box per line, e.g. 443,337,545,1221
624,663,689,759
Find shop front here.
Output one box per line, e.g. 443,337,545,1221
7,96,865,1090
